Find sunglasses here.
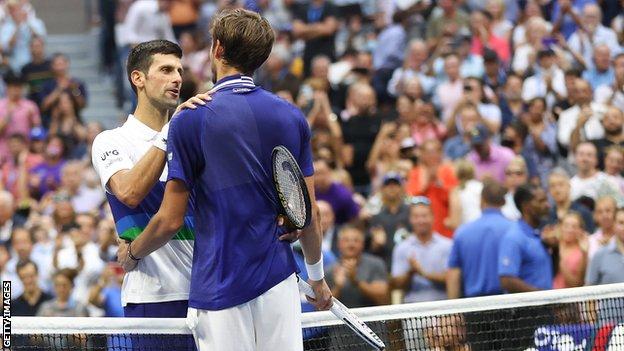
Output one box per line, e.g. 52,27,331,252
409,196,431,206
505,170,525,176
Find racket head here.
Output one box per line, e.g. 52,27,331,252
272,146,312,229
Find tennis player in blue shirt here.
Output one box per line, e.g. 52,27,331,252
117,9,332,351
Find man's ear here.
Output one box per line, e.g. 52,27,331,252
213,40,225,60
130,70,146,91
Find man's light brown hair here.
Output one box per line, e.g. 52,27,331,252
211,9,275,75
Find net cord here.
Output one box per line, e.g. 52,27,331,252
13,283,624,334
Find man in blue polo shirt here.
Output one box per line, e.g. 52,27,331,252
447,181,512,299
117,9,332,351
499,184,553,292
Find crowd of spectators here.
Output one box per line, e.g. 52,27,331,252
2,0,624,326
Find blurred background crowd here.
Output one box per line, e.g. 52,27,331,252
2,0,624,320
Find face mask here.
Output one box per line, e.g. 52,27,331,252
47,145,62,157
501,139,515,149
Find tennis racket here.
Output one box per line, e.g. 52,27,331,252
271,145,386,351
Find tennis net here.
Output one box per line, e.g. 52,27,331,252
11,283,624,351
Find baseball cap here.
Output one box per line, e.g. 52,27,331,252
470,124,490,145
382,172,403,186
30,126,47,141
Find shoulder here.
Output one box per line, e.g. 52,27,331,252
92,129,122,148
434,233,452,247
394,237,414,253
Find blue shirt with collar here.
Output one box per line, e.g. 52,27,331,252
166,74,313,310
498,219,553,290
448,209,513,297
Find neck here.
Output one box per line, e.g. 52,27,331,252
556,199,570,209
602,225,615,237
522,214,539,228
578,168,596,178
606,132,624,143
384,198,402,212
216,64,244,83
415,231,432,243
24,288,41,301
133,98,169,131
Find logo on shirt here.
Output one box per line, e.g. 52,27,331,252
100,150,120,161
502,257,510,266
233,88,251,93
168,152,173,161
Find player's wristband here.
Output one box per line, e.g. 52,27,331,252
153,122,170,152
305,256,324,281
128,242,141,261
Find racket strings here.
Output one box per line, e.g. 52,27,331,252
274,152,306,227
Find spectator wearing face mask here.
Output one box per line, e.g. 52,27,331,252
28,135,67,199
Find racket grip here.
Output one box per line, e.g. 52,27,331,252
297,278,316,298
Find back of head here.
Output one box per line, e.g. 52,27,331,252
211,9,275,75
513,184,536,215
481,180,507,208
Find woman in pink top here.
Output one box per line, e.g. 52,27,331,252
553,213,588,289
0,73,41,161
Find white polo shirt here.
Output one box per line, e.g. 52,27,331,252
91,115,193,306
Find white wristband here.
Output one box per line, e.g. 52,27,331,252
153,122,170,152
305,256,324,281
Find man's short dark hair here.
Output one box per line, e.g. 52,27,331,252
126,40,182,94
210,9,275,75
514,184,539,215
481,180,507,207
4,72,24,86
16,259,38,275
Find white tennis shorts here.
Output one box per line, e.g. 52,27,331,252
186,273,303,351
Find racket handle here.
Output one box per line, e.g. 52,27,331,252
297,278,316,298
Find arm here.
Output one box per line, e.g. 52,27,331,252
499,276,539,293
444,188,462,230
355,280,389,306
88,281,105,308
292,17,338,40
107,148,167,208
559,251,587,287
446,268,462,299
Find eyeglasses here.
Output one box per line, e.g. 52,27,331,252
409,196,431,206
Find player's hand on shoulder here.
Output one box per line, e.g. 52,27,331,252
174,91,214,116
307,278,333,311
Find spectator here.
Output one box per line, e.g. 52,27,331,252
371,10,408,103
365,122,402,192
179,31,210,84
482,48,506,94
458,76,502,135
499,184,553,292
6,227,49,297
551,0,596,39
327,225,389,308
406,139,458,238
88,263,124,317
168,0,200,38
443,103,483,160
435,54,464,122
431,34,484,82
20,36,53,105
59,161,104,214
292,0,339,77
582,45,615,90
590,106,624,170
568,4,620,68
48,92,86,150
447,180,511,298
12,260,52,316
486,0,513,41
121,0,176,46
501,156,528,220
425,0,469,52
585,207,624,285
603,146,624,193
409,100,447,147
570,141,620,202
511,17,550,76
548,168,596,232
341,83,382,194
37,268,89,316
29,134,67,199
39,54,87,126
588,196,617,260
0,72,41,161
469,10,510,64
0,191,25,244
521,49,567,109
0,0,46,72
522,97,558,186
445,159,483,230
391,197,452,302
558,79,605,151
318,200,339,257
369,172,410,267
257,44,299,100
1,133,43,200
387,39,435,97
595,53,624,110
466,124,515,183
553,212,588,289
314,159,360,225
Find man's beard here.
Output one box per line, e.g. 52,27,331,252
150,95,178,114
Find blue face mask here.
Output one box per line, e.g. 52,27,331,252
366,40,377,52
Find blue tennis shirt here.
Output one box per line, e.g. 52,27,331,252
166,74,313,311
